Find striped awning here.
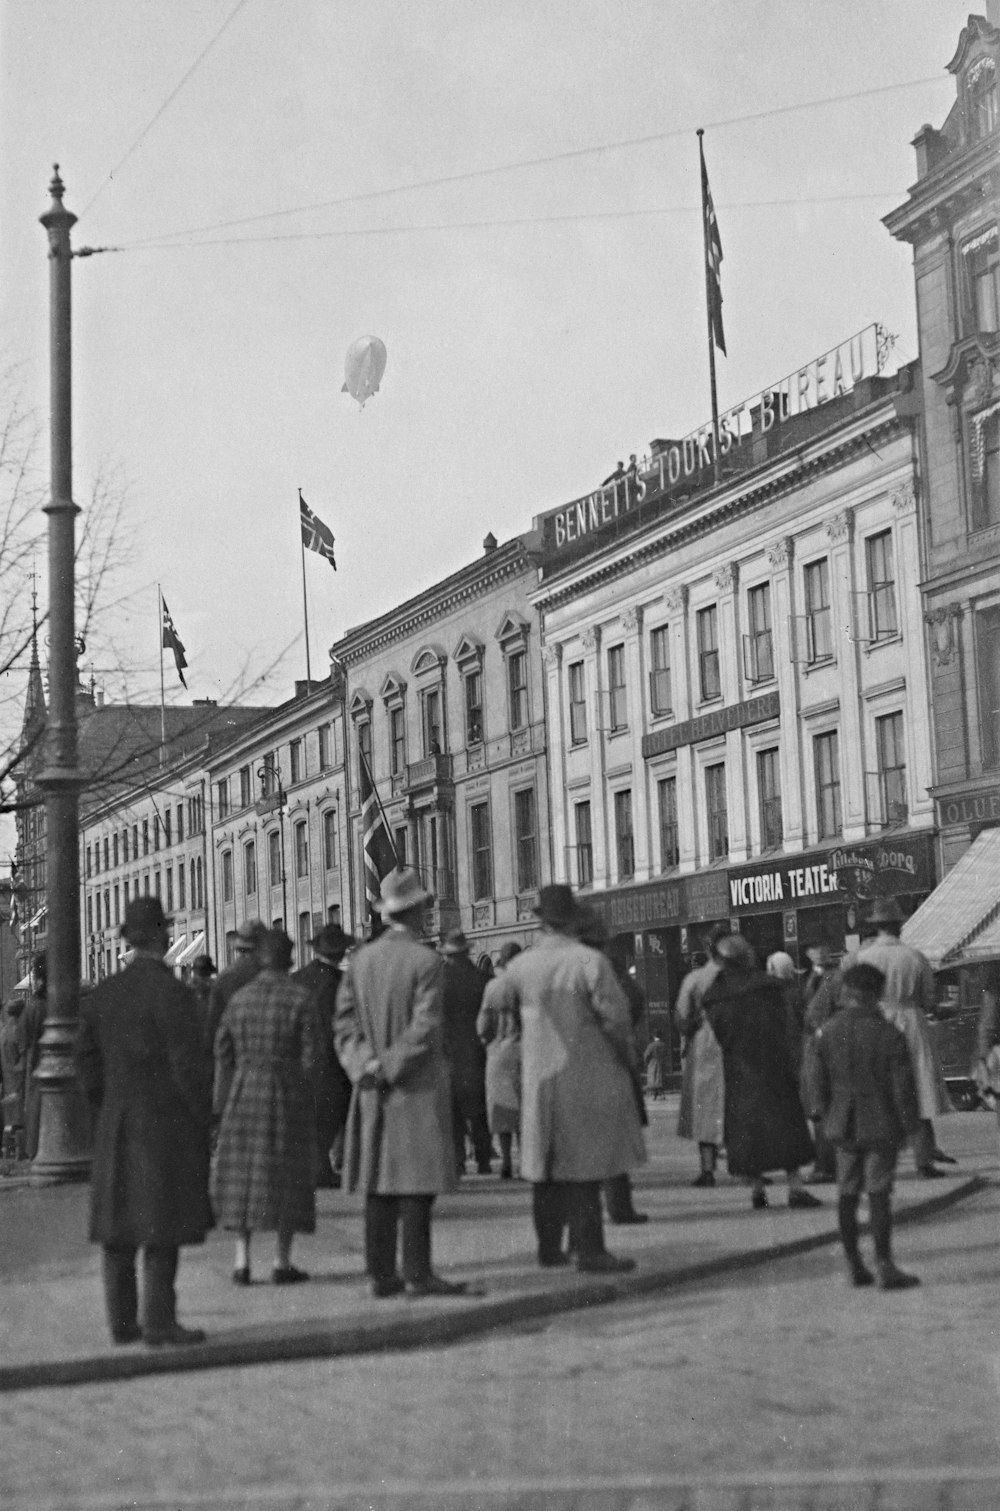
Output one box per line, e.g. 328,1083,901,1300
163,933,188,967
901,828,1000,968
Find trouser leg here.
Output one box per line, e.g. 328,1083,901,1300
603,1172,635,1221
365,1194,400,1282
142,1245,179,1335
532,1181,568,1264
399,1195,434,1283
912,1119,935,1171
569,1181,605,1263
101,1245,139,1341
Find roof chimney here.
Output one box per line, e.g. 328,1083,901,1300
483,531,497,554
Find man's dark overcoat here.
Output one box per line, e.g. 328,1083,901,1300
808,1003,919,1147
703,969,814,1176
75,956,213,1246
292,957,353,1167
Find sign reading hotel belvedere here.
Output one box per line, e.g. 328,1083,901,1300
538,324,884,560
643,690,779,759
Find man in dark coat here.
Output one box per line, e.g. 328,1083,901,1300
206,919,266,1053
18,952,46,1159
292,923,355,1188
809,962,920,1290
75,897,212,1347
703,933,819,1212
440,929,493,1175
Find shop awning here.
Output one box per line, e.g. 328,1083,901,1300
175,931,206,968
163,933,188,967
901,828,1000,968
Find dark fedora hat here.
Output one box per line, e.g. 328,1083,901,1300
311,923,355,960
121,895,171,943
534,884,585,929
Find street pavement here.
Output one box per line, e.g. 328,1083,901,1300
0,1098,991,1392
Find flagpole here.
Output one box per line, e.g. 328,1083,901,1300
298,489,312,687
157,584,166,761
698,129,722,486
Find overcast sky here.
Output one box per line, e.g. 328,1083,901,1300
0,0,970,733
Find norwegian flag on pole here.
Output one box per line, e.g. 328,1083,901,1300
299,490,337,569
161,595,188,688
358,746,398,920
700,136,726,357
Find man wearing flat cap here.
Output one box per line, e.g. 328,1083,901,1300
206,918,266,1055
440,928,493,1176
293,922,356,1187
75,897,212,1347
492,884,646,1273
334,868,468,1297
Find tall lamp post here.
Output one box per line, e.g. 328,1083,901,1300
31,167,91,1183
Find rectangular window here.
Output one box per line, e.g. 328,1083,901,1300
244,840,257,895
657,776,679,871
568,661,587,744
575,801,593,887
422,690,442,756
318,724,331,772
697,606,722,701
514,788,538,893
804,560,834,663
323,809,338,870
289,740,302,785
465,670,484,745
216,780,229,820
607,644,628,731
746,584,775,683
757,747,783,850
705,763,728,861
470,802,493,900
866,531,898,641
222,851,233,903
294,820,309,879
268,830,282,891
178,860,186,910
239,765,252,808
876,712,908,826
814,731,842,839
649,626,672,716
508,651,529,731
614,789,634,880
390,706,407,776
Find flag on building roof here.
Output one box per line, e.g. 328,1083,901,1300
699,136,726,357
358,747,398,920
299,490,337,569
161,595,188,689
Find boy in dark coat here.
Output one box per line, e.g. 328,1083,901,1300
75,897,212,1346
809,962,921,1290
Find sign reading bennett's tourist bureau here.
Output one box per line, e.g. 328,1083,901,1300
642,690,779,758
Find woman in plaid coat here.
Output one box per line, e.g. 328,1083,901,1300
212,930,318,1285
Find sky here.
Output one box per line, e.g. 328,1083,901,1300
0,0,974,731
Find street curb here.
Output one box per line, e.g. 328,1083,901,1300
0,1173,985,1394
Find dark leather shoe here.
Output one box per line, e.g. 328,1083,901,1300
576,1252,636,1275
144,1324,206,1348
272,1265,310,1284
788,1188,823,1210
405,1274,468,1297
371,1276,405,1299
232,1267,251,1286
112,1323,142,1345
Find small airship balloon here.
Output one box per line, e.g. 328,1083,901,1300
342,335,387,408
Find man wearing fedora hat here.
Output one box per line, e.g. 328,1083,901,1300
293,922,356,1188
492,883,646,1273
75,897,212,1347
440,928,494,1176
849,896,953,1178
334,868,468,1298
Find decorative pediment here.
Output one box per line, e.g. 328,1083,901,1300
931,333,1000,407
452,634,484,669
348,689,372,721
379,671,407,704
495,611,531,649
410,644,447,679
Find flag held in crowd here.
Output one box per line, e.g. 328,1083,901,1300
699,135,726,357
161,596,188,689
358,747,398,917
299,490,337,570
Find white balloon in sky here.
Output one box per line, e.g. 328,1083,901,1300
342,335,387,407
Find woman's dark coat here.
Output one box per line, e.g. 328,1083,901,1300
703,969,814,1177
75,956,213,1246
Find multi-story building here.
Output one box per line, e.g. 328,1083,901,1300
885,7,1000,878
332,533,551,956
533,330,933,1064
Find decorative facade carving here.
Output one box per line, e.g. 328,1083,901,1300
621,606,643,635
581,626,601,653
713,563,737,594
663,585,688,614
825,508,853,543
924,604,962,668
766,537,793,569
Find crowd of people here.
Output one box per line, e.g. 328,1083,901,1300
2,873,998,1347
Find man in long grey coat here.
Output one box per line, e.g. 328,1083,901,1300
493,884,646,1273
334,868,468,1299
75,897,212,1347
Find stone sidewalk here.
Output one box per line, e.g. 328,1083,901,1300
0,1099,992,1392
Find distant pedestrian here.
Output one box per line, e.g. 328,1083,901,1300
440,928,494,1175
675,925,729,1187
0,996,26,1160
703,934,819,1212
809,962,921,1289
206,920,266,1054
213,929,318,1287
75,898,212,1347
476,942,523,1180
19,953,46,1159
493,884,645,1274
334,868,468,1299
293,923,356,1188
